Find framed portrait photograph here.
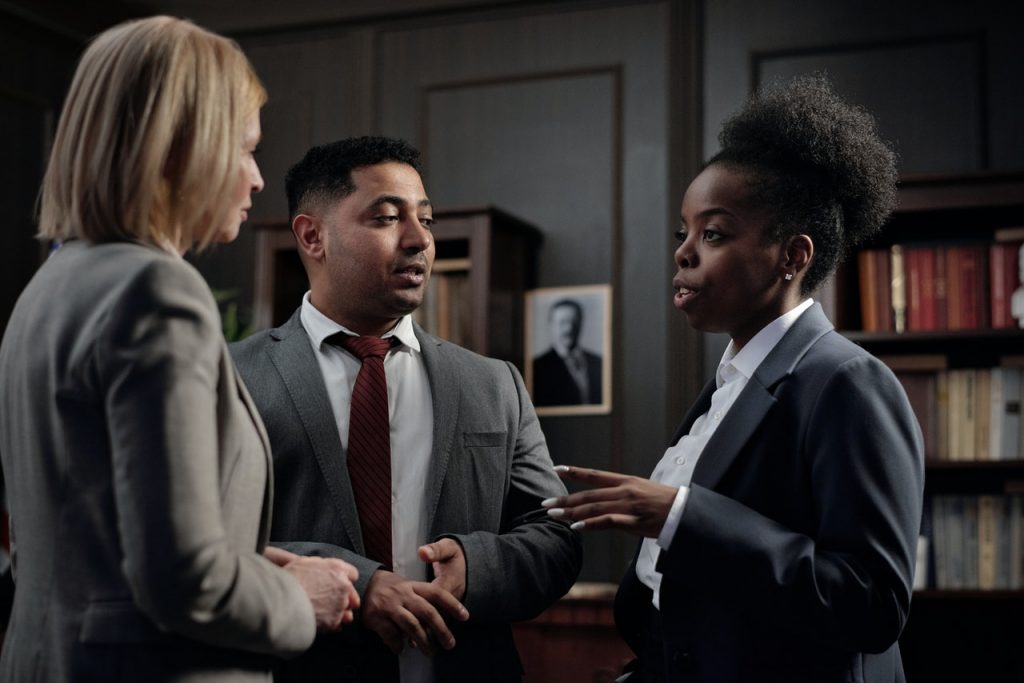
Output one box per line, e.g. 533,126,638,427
525,284,611,416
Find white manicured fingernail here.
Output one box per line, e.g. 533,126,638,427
541,497,557,507
570,521,586,530
547,508,565,518
554,465,570,473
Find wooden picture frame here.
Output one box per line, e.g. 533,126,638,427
525,284,612,416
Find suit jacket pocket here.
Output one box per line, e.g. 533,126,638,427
446,431,509,531
80,600,166,644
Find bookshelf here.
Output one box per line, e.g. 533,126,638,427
252,207,541,365
829,172,1024,681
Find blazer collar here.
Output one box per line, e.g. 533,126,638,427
688,303,834,491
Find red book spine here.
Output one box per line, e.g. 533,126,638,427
958,246,989,329
991,241,1023,329
919,247,938,330
934,246,949,330
946,247,963,330
858,250,878,331
906,248,923,331
876,248,894,332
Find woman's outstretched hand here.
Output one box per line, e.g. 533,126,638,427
543,465,678,538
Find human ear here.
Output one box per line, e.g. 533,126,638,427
784,234,814,278
292,214,323,261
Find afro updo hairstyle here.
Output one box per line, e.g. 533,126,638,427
708,74,898,294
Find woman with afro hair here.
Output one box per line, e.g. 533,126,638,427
544,75,924,682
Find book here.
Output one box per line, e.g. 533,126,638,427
905,247,924,331
990,367,1022,460
895,370,938,460
1011,497,1023,589
963,370,978,461
964,246,991,329
946,496,966,589
936,371,950,460
931,496,948,588
858,250,878,331
964,496,979,588
891,245,907,333
946,248,963,330
858,249,893,331
978,495,996,589
933,246,949,330
975,368,992,461
947,371,964,460
990,240,1023,329
995,496,1011,589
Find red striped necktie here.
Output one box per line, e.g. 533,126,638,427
335,334,397,569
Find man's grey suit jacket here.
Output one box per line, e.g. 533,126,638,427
230,311,582,682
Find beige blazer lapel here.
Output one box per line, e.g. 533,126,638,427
231,355,276,547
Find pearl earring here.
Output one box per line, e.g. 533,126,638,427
784,273,793,281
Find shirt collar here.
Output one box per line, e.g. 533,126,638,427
716,298,814,387
300,291,421,352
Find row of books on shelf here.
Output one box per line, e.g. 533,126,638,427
857,229,1023,333
925,495,1024,591
894,363,1022,462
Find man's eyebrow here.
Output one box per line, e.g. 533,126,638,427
367,196,433,210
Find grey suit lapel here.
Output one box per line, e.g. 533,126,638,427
267,312,365,553
232,357,276,546
415,324,461,535
690,303,834,491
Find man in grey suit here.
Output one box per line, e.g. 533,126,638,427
230,136,582,682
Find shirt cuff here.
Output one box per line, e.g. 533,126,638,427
656,485,690,550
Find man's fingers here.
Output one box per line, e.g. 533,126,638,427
417,537,460,564
393,606,437,656
412,582,469,622
404,595,456,651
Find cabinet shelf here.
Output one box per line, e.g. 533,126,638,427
913,589,1024,601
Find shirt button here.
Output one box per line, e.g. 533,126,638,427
675,456,686,466
713,411,722,421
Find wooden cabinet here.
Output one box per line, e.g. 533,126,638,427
825,172,1024,681
513,583,634,683
251,207,540,365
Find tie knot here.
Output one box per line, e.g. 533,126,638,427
335,334,395,360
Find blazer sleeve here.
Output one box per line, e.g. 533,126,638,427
658,354,924,653
444,362,583,623
97,258,315,656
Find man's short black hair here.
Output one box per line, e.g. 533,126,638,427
284,136,421,219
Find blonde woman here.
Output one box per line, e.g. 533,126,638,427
0,16,358,682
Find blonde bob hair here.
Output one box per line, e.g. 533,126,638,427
38,16,266,251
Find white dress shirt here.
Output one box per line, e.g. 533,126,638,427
637,298,814,609
300,293,435,683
